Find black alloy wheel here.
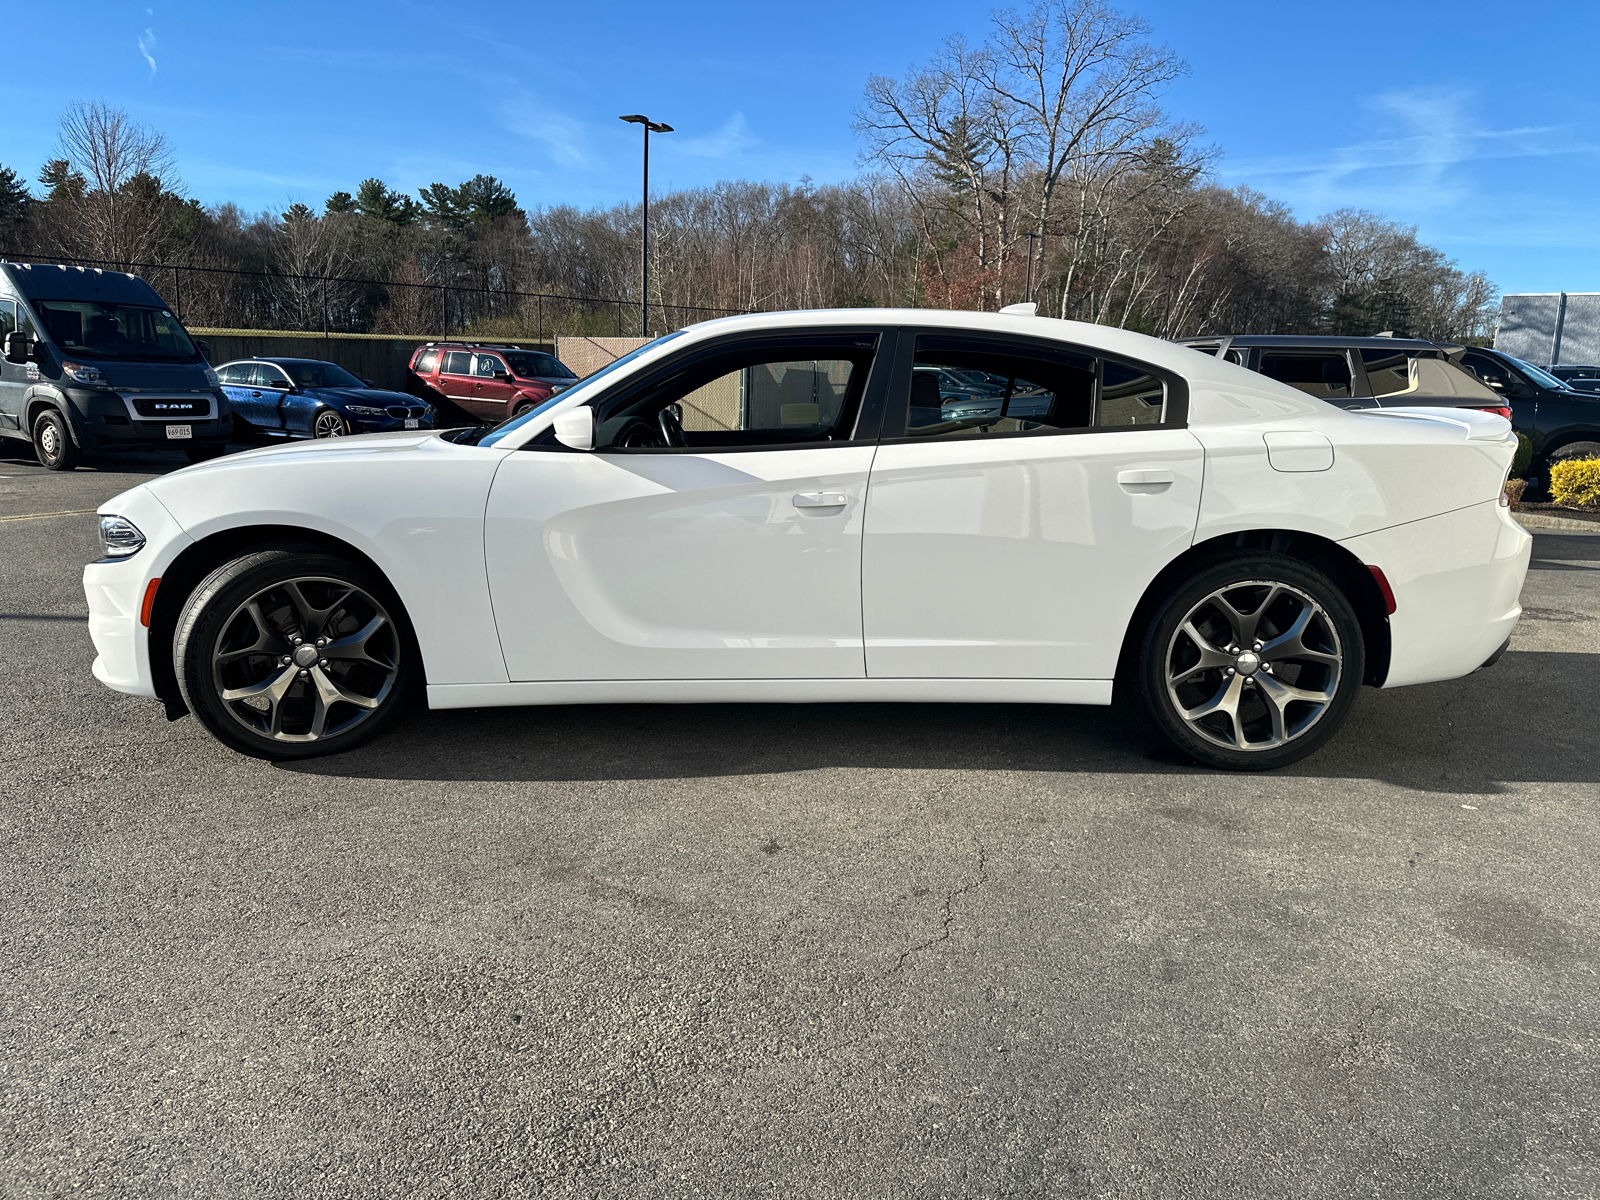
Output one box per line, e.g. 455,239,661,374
1133,553,1364,771
32,408,80,471
174,546,416,759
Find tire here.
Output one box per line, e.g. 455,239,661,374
173,545,416,760
1549,440,1600,463
32,408,80,471
1132,553,1365,771
512,401,537,418
184,443,227,464
312,408,349,439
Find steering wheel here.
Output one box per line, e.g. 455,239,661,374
614,417,665,448
658,404,687,448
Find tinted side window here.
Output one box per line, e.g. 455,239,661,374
1097,362,1166,426
595,335,878,450
1259,353,1351,399
904,336,1094,439
442,350,471,375
414,349,439,374
474,353,504,377
1360,349,1413,396
0,299,15,338
216,363,248,385
254,364,290,389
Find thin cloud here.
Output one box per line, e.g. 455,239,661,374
138,28,157,74
1220,87,1582,213
500,96,594,169
676,113,758,159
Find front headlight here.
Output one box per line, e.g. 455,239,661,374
63,360,109,385
344,405,389,416
99,514,146,559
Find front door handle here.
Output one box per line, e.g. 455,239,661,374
1117,469,1175,490
793,492,848,509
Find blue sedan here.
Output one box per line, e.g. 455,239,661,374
218,358,435,441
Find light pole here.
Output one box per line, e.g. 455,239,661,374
620,114,673,337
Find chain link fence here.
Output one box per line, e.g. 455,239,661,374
3,251,751,341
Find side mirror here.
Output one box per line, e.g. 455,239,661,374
3,331,26,364
1483,376,1506,391
196,339,212,361
364,379,375,388
494,370,511,381
552,407,594,450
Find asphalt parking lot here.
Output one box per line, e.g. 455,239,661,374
2,446,1597,1199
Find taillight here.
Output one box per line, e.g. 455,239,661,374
1367,566,1397,615
1471,406,1513,421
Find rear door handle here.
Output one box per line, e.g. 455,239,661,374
793,492,848,509
1117,469,1175,489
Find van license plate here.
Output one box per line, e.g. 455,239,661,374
404,418,419,429
166,425,192,440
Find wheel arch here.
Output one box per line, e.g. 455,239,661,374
147,523,412,718
1115,528,1392,692
26,393,79,445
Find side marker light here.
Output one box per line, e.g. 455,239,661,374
1367,566,1396,616
140,578,161,627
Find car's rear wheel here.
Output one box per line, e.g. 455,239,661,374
173,546,415,759
1549,440,1600,464
312,409,349,438
33,408,80,471
1133,554,1364,770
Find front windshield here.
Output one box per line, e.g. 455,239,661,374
504,352,576,380
1508,355,1569,391
33,300,198,362
478,331,686,448
282,360,365,389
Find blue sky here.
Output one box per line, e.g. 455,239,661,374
6,0,1598,293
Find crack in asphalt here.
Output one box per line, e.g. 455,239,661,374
889,842,989,975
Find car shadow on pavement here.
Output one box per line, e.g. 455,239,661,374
276,644,1598,795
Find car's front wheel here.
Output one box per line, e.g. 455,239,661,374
33,408,80,471
312,409,349,438
1133,554,1364,770
173,546,415,759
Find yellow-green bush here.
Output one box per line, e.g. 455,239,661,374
1549,458,1600,508
1502,477,1527,508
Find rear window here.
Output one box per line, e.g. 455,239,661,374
1362,349,1499,401
442,350,471,375
414,349,439,374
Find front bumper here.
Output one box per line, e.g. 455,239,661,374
349,411,436,434
85,416,232,450
83,489,194,699
1341,500,1532,689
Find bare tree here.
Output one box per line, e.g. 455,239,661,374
54,101,179,264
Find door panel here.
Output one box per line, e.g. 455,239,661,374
439,350,488,417
862,429,1204,679
485,445,876,681
471,353,517,417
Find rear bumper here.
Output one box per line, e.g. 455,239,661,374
1341,500,1532,689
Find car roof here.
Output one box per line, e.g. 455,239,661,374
1175,334,1455,351
0,261,168,307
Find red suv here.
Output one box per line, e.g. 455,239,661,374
408,342,578,423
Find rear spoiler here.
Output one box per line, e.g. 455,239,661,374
1359,406,1515,442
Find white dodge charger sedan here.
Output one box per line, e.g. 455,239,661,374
84,310,1530,769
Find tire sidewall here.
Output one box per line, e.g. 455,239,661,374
33,408,78,470
1135,553,1365,771
174,547,416,760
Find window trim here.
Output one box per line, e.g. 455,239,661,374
574,326,893,455
254,362,292,390
876,328,1190,444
